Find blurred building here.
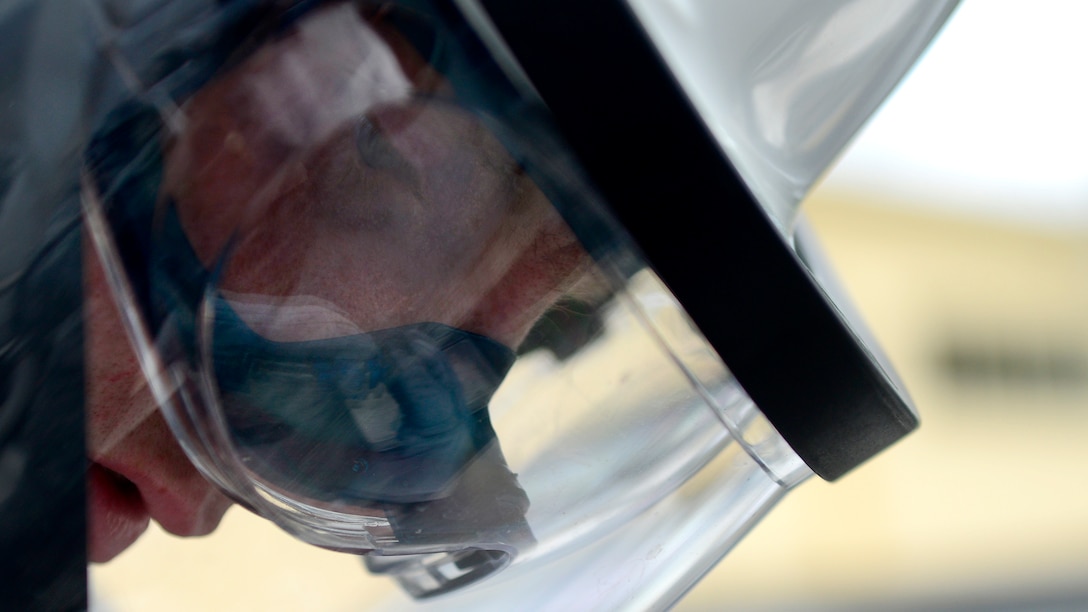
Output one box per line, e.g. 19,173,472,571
679,184,1088,611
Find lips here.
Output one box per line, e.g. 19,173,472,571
85,410,235,563
87,462,151,563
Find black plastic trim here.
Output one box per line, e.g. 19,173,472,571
478,0,917,480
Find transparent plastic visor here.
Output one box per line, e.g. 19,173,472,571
82,0,812,601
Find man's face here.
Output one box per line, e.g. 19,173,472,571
85,3,588,562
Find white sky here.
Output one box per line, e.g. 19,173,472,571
822,0,1088,228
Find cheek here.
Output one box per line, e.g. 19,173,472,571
83,235,159,459
459,200,594,347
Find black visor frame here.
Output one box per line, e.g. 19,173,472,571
457,0,919,481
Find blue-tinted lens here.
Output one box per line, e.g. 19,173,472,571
212,297,517,504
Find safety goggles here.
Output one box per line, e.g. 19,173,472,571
82,0,954,606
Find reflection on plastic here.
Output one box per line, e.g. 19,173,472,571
627,0,959,232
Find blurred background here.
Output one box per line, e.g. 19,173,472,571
683,1,1088,609
91,1,1088,609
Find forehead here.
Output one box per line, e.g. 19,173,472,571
158,2,590,346
195,5,413,149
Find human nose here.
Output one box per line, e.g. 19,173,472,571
97,410,233,538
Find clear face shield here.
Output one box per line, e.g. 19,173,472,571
81,0,954,607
